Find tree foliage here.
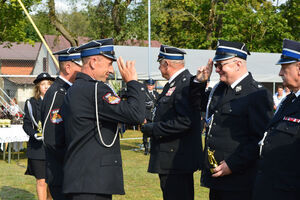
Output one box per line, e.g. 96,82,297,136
0,0,298,52
147,0,295,52
0,0,40,45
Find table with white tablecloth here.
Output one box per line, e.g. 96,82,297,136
0,125,29,163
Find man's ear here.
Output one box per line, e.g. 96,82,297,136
90,57,97,70
65,63,71,74
165,60,169,67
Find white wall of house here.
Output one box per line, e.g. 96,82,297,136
17,85,34,110
33,44,58,75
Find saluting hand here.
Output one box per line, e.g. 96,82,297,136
117,56,137,83
212,160,232,177
196,58,213,82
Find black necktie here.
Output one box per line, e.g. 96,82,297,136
161,82,170,96
280,93,296,110
149,91,154,99
274,93,296,121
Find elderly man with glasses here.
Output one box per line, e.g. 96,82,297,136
190,40,273,200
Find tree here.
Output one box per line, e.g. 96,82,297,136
148,0,295,52
24,11,58,42
279,0,300,41
48,0,78,46
0,0,40,45
87,0,137,44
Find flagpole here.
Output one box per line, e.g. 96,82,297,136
148,0,151,79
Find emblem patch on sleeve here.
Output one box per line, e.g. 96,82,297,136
50,109,63,124
166,87,176,96
103,93,121,104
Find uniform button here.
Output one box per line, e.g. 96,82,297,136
213,122,216,126
159,136,162,139
285,127,289,130
115,160,118,163
229,109,232,112
258,170,262,174
215,110,218,114
170,149,174,152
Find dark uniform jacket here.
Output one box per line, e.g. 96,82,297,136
148,69,203,174
41,77,70,186
253,93,300,200
60,72,145,195
23,97,45,160
145,89,159,122
190,73,273,191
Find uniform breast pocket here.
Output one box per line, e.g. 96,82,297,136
221,103,244,117
275,122,299,136
160,96,172,104
100,154,122,167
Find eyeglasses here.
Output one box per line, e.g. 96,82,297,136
214,60,237,70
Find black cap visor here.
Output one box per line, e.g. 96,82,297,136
100,51,117,61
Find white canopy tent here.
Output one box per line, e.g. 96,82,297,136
113,46,282,83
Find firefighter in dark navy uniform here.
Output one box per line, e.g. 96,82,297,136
143,78,159,155
60,38,145,200
23,72,54,200
41,47,82,200
190,40,273,200
252,39,300,200
141,45,202,200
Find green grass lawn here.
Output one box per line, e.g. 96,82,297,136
0,130,209,200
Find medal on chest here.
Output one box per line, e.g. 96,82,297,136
166,87,176,96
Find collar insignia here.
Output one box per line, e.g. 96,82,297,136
235,85,242,92
170,82,175,87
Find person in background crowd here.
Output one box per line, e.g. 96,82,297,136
252,39,300,200
8,98,20,117
190,40,273,200
60,38,146,200
41,47,82,200
143,78,159,155
273,85,286,110
141,45,202,200
23,72,54,200
117,86,128,138
200,79,212,135
284,85,291,95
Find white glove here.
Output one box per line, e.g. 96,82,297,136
34,134,43,141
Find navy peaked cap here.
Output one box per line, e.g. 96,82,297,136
158,45,186,61
33,72,55,85
75,38,116,61
145,78,156,85
214,40,251,61
276,39,300,65
53,47,82,66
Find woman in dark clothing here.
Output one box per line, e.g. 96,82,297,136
23,73,54,200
